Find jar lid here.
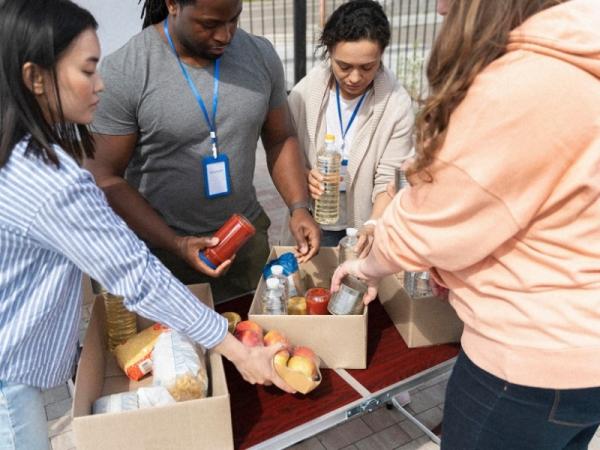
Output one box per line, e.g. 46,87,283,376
271,264,284,275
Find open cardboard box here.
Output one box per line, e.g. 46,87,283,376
72,284,234,450
249,246,368,369
378,273,463,348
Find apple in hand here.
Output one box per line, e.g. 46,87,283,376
287,346,318,379
273,349,290,367
234,321,263,347
263,329,289,347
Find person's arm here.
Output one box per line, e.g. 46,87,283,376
29,173,293,393
85,133,231,277
261,103,320,262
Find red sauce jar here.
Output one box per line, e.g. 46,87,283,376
199,214,256,269
305,287,331,315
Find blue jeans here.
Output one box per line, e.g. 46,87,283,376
0,381,49,450
442,351,600,450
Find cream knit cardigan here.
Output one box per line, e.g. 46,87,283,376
288,62,414,229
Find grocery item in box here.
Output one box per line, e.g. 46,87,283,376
114,323,168,381
262,252,305,297
152,330,209,401
92,387,175,415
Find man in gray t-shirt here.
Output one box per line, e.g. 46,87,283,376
86,0,320,302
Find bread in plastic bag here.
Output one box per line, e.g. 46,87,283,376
152,330,209,402
92,386,175,415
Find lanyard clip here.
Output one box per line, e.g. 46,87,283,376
210,131,218,158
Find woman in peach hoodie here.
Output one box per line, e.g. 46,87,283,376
333,0,600,448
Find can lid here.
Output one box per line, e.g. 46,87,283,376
345,227,358,237
198,252,217,270
271,264,284,275
266,277,280,289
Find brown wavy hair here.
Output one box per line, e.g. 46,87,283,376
408,0,569,181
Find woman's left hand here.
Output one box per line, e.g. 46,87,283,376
331,259,380,305
355,223,376,258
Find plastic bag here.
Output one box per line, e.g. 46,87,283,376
92,387,175,415
152,330,209,402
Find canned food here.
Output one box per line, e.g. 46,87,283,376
328,275,367,315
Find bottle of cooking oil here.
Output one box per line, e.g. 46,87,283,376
314,134,341,225
102,292,137,351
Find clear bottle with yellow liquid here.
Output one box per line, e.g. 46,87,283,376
102,292,138,351
314,134,341,225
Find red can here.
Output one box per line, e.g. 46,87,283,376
305,287,331,315
199,214,256,269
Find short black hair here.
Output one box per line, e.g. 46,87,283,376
0,0,98,168
139,0,196,29
318,0,391,59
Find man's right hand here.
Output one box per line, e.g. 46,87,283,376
174,235,233,277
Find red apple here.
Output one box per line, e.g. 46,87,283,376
292,346,316,360
234,320,263,336
263,329,289,348
273,349,290,367
235,329,263,347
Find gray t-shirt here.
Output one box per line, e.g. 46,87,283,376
92,26,287,234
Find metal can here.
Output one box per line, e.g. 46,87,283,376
328,275,367,315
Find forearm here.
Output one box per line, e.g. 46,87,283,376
100,177,179,253
266,136,310,206
369,191,393,221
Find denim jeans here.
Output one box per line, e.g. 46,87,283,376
442,351,600,450
0,381,49,450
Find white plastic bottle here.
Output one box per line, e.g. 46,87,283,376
261,277,287,315
314,134,341,225
338,227,359,264
270,264,289,300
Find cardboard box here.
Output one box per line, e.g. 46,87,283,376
378,273,463,348
249,246,368,369
72,284,234,450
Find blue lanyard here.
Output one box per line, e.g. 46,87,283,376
336,81,367,153
164,18,221,157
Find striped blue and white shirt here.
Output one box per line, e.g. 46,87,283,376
0,138,228,389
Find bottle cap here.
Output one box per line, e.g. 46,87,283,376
325,133,335,143
266,277,280,289
271,264,284,276
345,227,358,237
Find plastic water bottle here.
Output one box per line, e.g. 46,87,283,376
270,264,289,300
262,277,287,315
314,134,341,225
339,227,359,264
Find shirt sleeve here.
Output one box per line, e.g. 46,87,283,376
372,85,415,202
28,171,228,349
257,36,288,111
91,57,139,135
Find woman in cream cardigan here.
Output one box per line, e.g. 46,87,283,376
288,0,414,250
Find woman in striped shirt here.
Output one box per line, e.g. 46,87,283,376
0,1,292,448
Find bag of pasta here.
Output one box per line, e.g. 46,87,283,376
152,330,209,402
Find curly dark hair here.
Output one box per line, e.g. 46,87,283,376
318,0,390,60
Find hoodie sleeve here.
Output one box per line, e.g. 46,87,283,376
359,51,597,277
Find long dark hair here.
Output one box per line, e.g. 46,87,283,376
409,0,568,180
0,0,98,168
317,0,391,59
139,0,195,29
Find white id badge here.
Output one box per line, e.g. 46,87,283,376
339,159,349,192
202,154,231,199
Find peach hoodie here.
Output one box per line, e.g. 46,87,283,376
361,0,600,389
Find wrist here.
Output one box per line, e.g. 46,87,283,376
363,219,377,227
288,200,312,217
